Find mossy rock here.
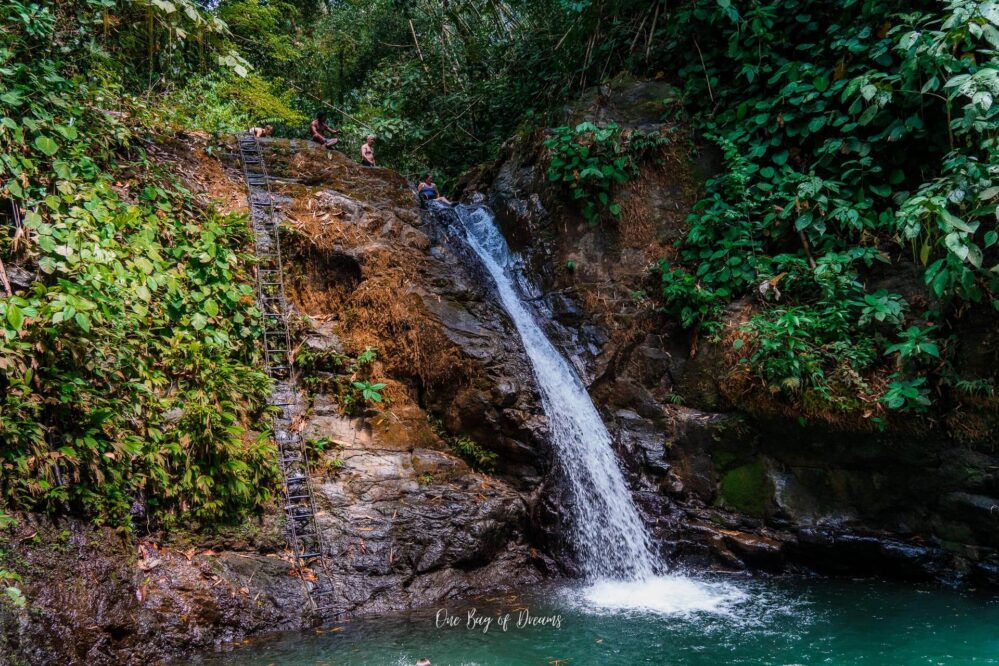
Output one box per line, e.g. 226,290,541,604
716,460,773,517
933,522,975,545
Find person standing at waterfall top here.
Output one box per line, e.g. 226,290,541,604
310,112,340,148
361,134,376,166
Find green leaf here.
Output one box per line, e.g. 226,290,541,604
33,135,59,156
134,257,154,274
7,305,23,331
74,312,90,332
4,586,25,608
945,232,969,261
967,244,983,268
54,125,77,140
941,210,977,233
53,161,72,180
979,186,999,201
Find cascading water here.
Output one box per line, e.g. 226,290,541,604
450,204,656,580
443,203,746,615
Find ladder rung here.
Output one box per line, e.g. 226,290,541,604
238,133,334,582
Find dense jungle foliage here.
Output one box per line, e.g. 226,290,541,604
0,0,285,529
658,0,999,416
2,0,997,528
208,0,999,416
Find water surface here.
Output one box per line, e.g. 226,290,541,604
191,576,999,665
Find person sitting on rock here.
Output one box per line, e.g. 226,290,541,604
249,125,273,138
310,112,340,148
361,134,376,166
418,173,451,204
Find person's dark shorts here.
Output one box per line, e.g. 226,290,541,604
361,159,374,167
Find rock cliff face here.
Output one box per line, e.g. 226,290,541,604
0,515,311,666
258,141,554,614
0,135,554,665
456,75,999,586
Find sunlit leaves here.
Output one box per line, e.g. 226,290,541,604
0,10,276,526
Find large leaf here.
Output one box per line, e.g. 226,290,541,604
33,135,59,156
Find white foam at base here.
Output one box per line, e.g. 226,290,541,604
577,575,748,616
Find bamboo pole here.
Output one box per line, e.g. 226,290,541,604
409,19,429,72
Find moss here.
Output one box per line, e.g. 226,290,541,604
716,460,772,517
712,450,739,471
934,523,975,545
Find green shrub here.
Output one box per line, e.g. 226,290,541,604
295,345,386,416
156,74,307,135
657,0,998,413
427,416,497,472
546,122,634,224
0,2,277,528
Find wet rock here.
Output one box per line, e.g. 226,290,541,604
0,517,311,666
717,529,784,571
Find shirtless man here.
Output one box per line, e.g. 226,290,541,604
310,112,339,148
361,134,376,166
249,125,273,138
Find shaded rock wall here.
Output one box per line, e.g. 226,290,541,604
457,77,999,586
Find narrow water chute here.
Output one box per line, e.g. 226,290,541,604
450,203,656,580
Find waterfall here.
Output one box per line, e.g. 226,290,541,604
449,204,657,581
